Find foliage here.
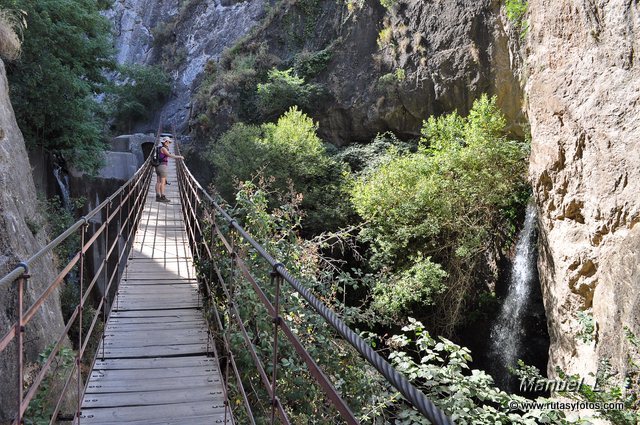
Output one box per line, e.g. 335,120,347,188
350,95,530,331
576,309,595,343
193,42,278,132
207,181,384,423
337,131,416,175
377,26,393,49
379,0,398,9
383,319,566,424
293,48,332,79
505,0,529,37
256,68,324,120
378,68,406,89
41,195,85,264
107,64,171,132
0,0,114,173
372,255,447,318
207,107,350,234
23,344,75,425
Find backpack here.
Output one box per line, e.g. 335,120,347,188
150,145,162,166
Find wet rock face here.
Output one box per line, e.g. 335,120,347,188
526,0,640,380
0,60,65,422
106,0,266,131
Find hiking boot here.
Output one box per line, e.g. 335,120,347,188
159,195,171,203
156,194,161,201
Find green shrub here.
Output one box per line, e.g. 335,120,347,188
379,0,398,9
337,131,415,175
293,48,332,78
351,95,529,330
256,68,324,119
207,107,349,233
505,0,529,36
372,256,447,319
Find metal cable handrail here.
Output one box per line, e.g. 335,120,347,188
175,147,454,425
0,155,153,425
0,158,151,289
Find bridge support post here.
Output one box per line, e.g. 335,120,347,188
16,273,28,424
270,264,284,425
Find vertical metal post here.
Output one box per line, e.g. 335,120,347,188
101,201,110,361
16,273,27,424
270,265,283,425
77,223,87,423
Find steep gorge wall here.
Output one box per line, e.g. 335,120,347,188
0,60,66,421
106,0,266,130
526,0,640,380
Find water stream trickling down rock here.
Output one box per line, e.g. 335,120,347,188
490,203,539,389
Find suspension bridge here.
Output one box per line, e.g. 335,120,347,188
0,140,453,425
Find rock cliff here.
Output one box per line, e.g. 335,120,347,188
0,60,66,422
106,0,267,130
189,0,526,145
526,0,640,381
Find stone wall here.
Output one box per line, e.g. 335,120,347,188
526,0,640,380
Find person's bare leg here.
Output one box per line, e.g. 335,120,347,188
155,176,162,199
160,177,166,197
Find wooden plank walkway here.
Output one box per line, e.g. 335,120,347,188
79,154,233,425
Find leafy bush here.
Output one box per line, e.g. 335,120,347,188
208,181,384,423
351,95,530,331
207,107,349,233
293,48,332,78
505,0,529,37
256,68,324,120
380,0,398,9
383,319,566,424
372,255,447,319
337,131,416,175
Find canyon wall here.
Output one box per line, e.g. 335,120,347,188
0,60,66,422
526,0,640,380
106,0,266,130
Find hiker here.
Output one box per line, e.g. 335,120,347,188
155,137,184,203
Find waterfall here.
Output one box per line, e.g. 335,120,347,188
53,165,71,210
490,202,538,388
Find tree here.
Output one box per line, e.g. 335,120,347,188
1,0,114,172
108,64,172,133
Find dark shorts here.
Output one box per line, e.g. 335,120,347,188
155,164,168,179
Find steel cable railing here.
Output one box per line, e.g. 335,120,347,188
0,157,153,425
175,142,454,425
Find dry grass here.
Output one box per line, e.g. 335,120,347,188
0,9,25,61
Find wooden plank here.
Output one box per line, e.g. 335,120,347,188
100,343,209,358
113,302,200,311
79,412,231,425
102,335,208,349
89,365,218,381
108,309,203,319
84,375,220,393
105,323,204,333
82,387,225,408
79,401,228,423
93,356,216,370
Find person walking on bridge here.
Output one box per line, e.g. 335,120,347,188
155,137,183,203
